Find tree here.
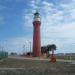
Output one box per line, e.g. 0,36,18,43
46,44,56,57
41,46,47,54
47,44,56,62
41,44,56,58
51,44,56,55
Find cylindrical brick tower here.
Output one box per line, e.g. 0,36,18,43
33,11,41,57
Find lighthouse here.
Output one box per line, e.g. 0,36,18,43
33,11,41,57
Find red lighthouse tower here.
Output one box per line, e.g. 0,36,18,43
33,11,41,57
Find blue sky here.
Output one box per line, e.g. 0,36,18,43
0,0,75,54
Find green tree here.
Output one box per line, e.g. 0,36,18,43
46,44,56,57
41,46,47,54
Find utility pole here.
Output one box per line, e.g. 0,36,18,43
29,41,31,53
23,44,25,55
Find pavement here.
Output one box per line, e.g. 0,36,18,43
0,68,25,70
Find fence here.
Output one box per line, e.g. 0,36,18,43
0,51,8,60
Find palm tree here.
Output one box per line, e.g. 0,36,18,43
46,45,51,57
46,44,56,57
41,44,56,58
41,46,47,54
47,44,56,62
50,44,56,56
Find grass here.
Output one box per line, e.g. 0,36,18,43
0,58,75,75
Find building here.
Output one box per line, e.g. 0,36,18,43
33,11,41,57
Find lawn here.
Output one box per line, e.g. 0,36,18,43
0,58,75,75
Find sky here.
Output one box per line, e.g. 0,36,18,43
0,0,75,54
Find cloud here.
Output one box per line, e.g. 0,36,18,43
41,0,75,53
29,0,39,10
23,0,75,53
42,1,54,7
1,0,75,53
0,37,32,54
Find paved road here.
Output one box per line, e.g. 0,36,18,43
8,56,75,64
0,68,25,70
